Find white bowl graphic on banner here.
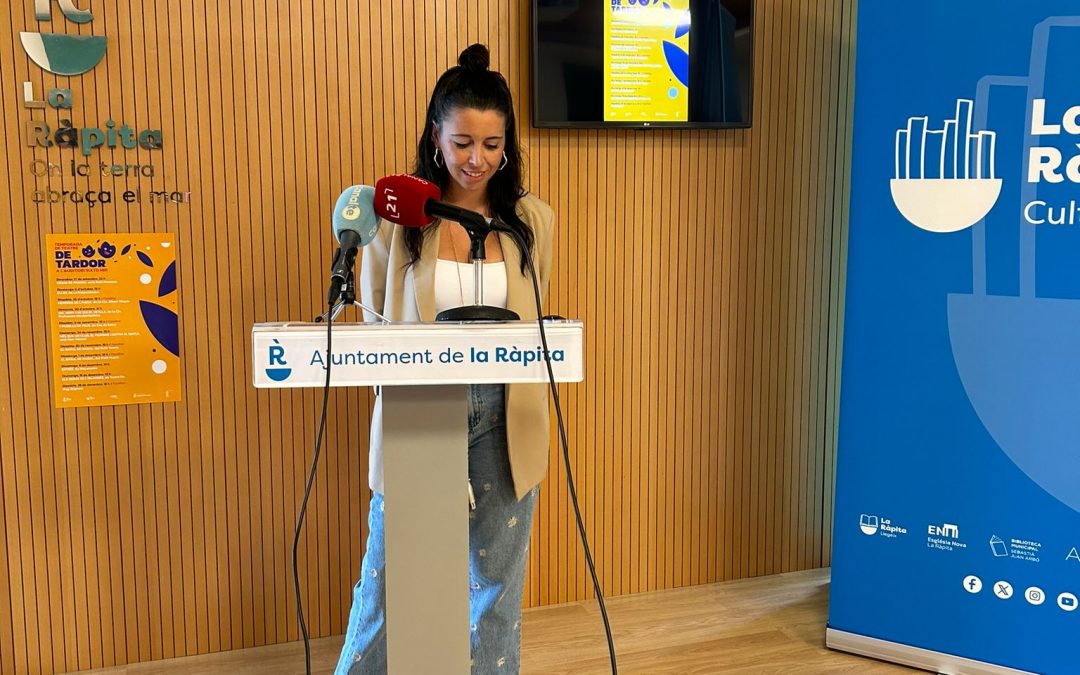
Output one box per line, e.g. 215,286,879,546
890,179,1002,233
891,99,1001,233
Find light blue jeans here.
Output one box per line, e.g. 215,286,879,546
336,384,538,674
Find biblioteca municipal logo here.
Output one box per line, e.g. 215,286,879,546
891,99,1002,234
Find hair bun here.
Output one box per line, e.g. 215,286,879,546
458,43,490,71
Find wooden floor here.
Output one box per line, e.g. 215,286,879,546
74,569,917,674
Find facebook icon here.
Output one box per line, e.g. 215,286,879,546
963,575,983,594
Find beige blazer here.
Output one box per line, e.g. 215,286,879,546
360,193,555,500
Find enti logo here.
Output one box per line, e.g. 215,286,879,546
928,523,960,538
927,522,967,552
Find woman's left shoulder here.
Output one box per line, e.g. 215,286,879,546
515,192,554,231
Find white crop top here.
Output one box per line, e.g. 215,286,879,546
434,259,508,313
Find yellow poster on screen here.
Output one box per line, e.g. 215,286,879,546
46,233,181,408
604,0,690,122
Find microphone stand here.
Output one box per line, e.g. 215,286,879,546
316,266,391,323
435,218,520,322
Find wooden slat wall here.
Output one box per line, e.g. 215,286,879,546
0,0,856,672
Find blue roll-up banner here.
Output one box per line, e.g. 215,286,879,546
830,2,1080,673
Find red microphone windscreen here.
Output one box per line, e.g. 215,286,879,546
373,174,441,227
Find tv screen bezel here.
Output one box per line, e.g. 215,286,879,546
530,0,755,130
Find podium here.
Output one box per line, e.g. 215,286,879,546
252,320,583,674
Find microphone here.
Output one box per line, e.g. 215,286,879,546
328,185,378,305
374,174,520,323
373,174,490,232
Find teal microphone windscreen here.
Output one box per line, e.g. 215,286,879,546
332,185,379,245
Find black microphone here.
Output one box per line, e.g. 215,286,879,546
424,200,490,233
327,231,361,304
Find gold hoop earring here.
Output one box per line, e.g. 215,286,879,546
498,152,508,171
433,147,443,168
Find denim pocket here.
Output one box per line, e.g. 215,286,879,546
468,384,505,438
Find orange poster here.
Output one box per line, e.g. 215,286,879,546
46,233,181,408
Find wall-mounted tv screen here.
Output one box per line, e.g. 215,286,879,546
533,0,754,129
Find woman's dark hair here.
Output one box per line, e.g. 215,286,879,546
405,43,534,272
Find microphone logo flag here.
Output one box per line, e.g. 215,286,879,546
340,185,369,221
381,190,399,218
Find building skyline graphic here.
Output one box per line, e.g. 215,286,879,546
894,100,997,181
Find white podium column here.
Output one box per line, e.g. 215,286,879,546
252,320,584,673
381,384,471,674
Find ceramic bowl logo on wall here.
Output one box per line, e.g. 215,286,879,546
20,0,107,76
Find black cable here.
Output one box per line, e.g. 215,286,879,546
503,228,618,675
292,300,335,675
293,233,616,675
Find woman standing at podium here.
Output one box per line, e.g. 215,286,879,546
336,44,555,675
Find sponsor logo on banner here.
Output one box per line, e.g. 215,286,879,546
1066,547,1080,564
927,522,967,551
990,534,1009,557
989,534,1043,563
860,513,907,538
